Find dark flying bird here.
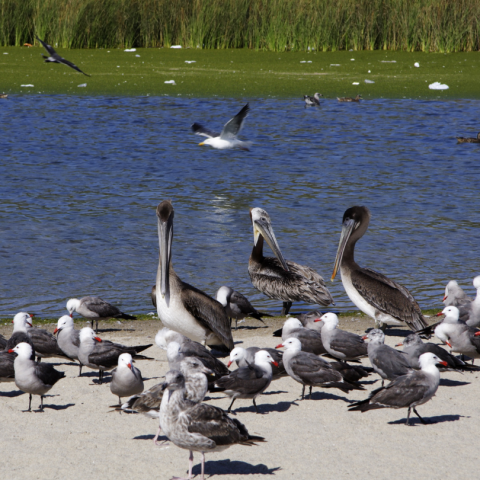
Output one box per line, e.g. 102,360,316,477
36,36,90,76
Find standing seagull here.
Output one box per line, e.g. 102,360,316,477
348,352,447,425
67,296,136,333
192,104,251,150
248,207,333,315
155,200,234,352
120,357,213,445
214,350,278,413
160,371,265,480
9,343,65,412
54,315,83,375
318,313,368,361
228,346,287,380
279,317,327,355
216,286,267,330
304,93,322,107
277,337,362,399
36,36,90,76
78,327,152,383
331,206,428,331
443,280,472,307
110,353,144,405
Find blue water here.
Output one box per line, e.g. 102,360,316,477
0,95,479,317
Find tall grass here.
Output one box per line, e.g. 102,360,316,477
1,0,479,52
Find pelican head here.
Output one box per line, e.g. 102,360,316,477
332,206,371,281
250,207,289,271
156,200,174,307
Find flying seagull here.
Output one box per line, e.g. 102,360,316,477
36,36,90,76
191,104,250,150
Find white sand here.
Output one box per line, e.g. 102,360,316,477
1,316,478,480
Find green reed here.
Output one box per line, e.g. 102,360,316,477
1,0,479,52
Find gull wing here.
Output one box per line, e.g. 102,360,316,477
37,36,90,76
191,123,219,138
58,57,91,76
220,104,249,139
36,36,56,56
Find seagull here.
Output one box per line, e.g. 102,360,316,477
304,93,322,107
36,36,90,76
160,370,265,480
9,342,65,412
191,104,251,150
110,353,144,405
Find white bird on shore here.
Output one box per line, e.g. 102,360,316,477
191,104,251,150
110,353,144,405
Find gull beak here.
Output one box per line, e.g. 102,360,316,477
474,332,480,337
127,363,132,370
69,313,73,318
198,142,205,146
275,344,284,349
272,360,279,367
442,295,447,301
313,318,322,323
8,349,14,353
53,328,59,334
332,218,356,281
227,360,233,367
439,360,448,367
27,322,32,327
436,312,444,317
446,341,452,347
362,335,368,340
395,342,403,347
95,336,102,342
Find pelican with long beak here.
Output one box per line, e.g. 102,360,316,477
248,207,333,315
155,200,234,352
331,206,428,331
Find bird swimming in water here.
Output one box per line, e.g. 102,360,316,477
191,104,251,150
337,94,362,102
304,93,322,107
456,132,480,143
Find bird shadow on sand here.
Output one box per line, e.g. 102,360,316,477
192,460,281,476
307,391,353,403
43,403,76,411
133,434,170,444
0,390,25,397
389,414,466,426
235,325,269,331
262,390,288,396
440,379,471,387
232,401,297,415
366,327,411,337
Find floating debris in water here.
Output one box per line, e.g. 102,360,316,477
124,48,136,52
20,84,34,87
365,79,375,84
429,82,449,90
135,55,140,57
414,62,420,67
330,64,341,66
77,83,87,87
165,80,176,85
381,60,396,63
352,82,360,85
185,61,196,64
351,58,355,61
171,45,182,49
3,52,8,54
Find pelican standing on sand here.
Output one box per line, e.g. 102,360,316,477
331,206,428,331
155,200,234,351
248,207,333,315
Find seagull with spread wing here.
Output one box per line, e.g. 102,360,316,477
36,36,91,76
191,103,251,150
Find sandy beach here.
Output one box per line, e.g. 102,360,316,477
1,315,478,480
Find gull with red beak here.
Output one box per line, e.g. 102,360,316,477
78,327,152,383
110,353,144,405
214,350,278,413
54,315,83,376
349,352,447,425
66,296,136,333
434,306,480,364
331,206,427,331
228,346,287,380
277,337,364,400
248,207,333,315
7,312,68,363
443,280,472,307
9,342,65,412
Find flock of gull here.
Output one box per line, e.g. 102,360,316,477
2,198,480,480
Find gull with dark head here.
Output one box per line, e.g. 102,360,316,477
36,36,90,76
192,103,250,150
248,207,333,315
331,206,428,331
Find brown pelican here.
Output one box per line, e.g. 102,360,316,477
155,200,234,351
248,207,334,315
332,206,428,331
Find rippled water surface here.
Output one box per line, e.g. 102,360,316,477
1,95,479,317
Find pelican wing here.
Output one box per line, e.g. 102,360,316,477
191,123,219,138
220,104,249,139
351,267,427,331
180,282,234,351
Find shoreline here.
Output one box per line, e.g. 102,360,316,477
2,48,480,98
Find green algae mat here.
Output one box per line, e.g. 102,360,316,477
1,47,480,98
